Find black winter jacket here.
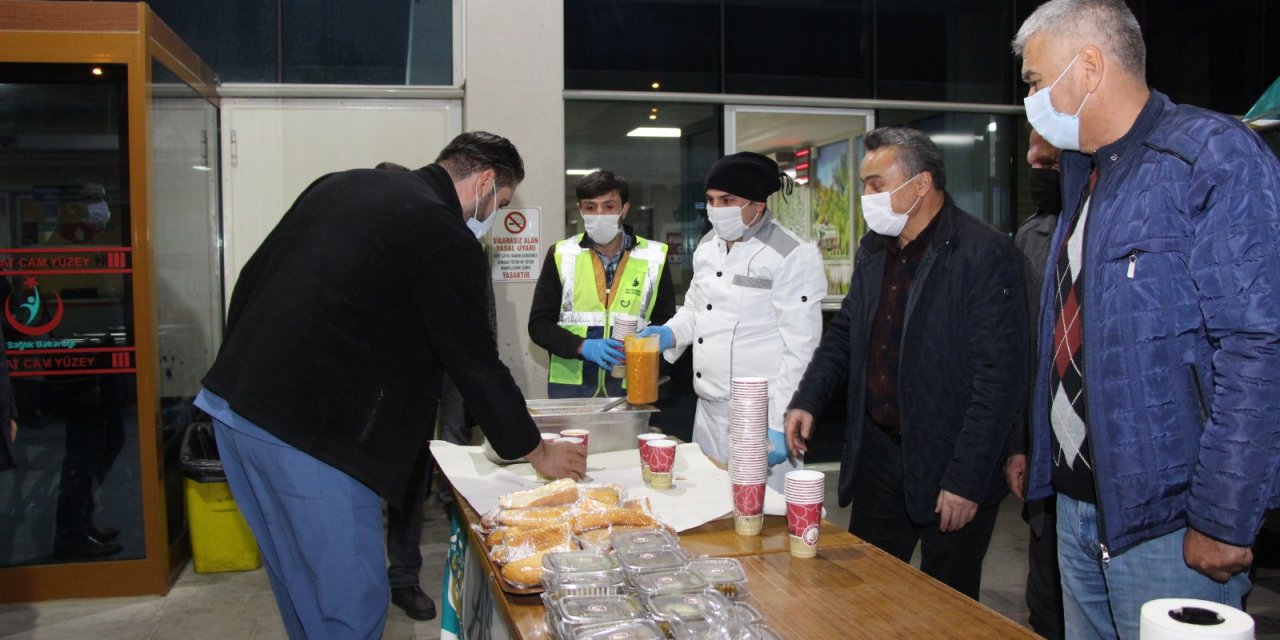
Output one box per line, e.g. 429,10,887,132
789,195,1028,524
202,165,540,507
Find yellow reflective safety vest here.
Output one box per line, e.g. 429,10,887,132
549,234,668,397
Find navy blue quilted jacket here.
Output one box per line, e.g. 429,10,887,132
1026,91,1280,554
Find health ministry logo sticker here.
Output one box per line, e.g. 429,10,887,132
5,276,64,336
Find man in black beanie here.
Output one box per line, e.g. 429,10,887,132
639,151,827,494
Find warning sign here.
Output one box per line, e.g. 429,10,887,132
490,207,541,282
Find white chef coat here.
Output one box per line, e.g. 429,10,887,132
664,213,827,491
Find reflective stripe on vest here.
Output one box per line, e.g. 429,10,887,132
549,234,668,388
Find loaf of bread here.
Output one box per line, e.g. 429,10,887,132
498,505,572,528
570,506,658,534
499,478,580,509
500,542,575,588
504,522,572,552
583,484,622,506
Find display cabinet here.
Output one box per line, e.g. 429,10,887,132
0,1,222,600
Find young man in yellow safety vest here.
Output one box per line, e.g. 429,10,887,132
528,170,675,398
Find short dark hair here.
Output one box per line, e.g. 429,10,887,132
863,126,946,191
575,170,630,204
434,131,525,188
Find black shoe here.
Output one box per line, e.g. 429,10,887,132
391,586,437,621
89,525,119,542
54,535,123,559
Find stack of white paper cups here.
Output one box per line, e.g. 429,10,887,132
728,377,769,536
784,469,825,557
609,316,640,378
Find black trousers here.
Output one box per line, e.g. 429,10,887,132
848,420,1000,601
54,376,125,548
386,441,434,589
1025,497,1064,639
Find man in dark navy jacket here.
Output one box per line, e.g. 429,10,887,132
1015,1,1280,638
785,126,1028,600
195,132,584,639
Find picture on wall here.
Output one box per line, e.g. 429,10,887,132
812,139,853,295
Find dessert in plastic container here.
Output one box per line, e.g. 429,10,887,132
685,557,749,600
542,550,620,583
545,570,627,598
547,593,644,634
610,527,679,554
645,590,731,624
570,619,666,640
629,567,708,597
614,547,688,577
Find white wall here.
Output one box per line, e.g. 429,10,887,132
464,0,565,397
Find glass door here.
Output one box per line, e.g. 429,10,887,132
725,105,873,306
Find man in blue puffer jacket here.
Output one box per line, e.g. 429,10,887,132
1014,1,1280,638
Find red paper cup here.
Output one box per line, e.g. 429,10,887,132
637,433,667,482
648,440,677,489
786,500,823,558
732,482,766,517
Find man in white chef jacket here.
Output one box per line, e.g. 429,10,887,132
639,152,827,491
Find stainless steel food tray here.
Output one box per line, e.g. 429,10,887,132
482,397,659,464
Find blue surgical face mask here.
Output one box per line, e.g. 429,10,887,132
466,181,498,240
1024,51,1090,151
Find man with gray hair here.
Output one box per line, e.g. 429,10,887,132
1014,1,1280,637
785,126,1028,599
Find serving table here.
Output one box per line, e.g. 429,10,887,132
445,492,1038,639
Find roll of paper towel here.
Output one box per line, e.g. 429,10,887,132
1140,599,1253,640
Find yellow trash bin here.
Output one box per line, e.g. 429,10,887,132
181,423,261,573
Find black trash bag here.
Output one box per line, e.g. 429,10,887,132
180,422,225,483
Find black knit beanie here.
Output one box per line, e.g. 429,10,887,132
704,152,783,202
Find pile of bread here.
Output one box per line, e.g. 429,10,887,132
478,478,667,588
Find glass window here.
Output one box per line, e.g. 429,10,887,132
0,63,143,565
147,0,278,83
1143,0,1265,115
723,0,873,98
148,0,453,85
565,100,722,300
876,0,1014,104
877,110,1016,233
565,0,721,93
149,62,224,552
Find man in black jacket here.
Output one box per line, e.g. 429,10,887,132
195,132,584,639
785,126,1028,600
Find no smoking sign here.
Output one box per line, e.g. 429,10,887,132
490,207,540,282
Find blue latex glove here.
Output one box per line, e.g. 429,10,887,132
768,428,789,467
581,338,624,369
637,325,674,351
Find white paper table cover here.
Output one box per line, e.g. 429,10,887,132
428,440,790,532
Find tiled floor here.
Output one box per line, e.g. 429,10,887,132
2,462,1279,639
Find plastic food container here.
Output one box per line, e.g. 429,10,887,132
669,618,758,640
726,601,763,625
610,528,679,554
549,594,644,635
571,619,666,640
629,567,708,597
645,591,731,626
545,570,628,598
686,557,749,600
542,550,620,582
614,548,688,577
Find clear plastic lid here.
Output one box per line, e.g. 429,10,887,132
553,594,644,626
571,619,666,640
546,570,627,597
754,624,783,640
629,567,708,596
670,618,761,640
686,557,747,587
645,591,731,623
610,528,679,553
543,550,619,578
614,547,688,575
727,601,763,625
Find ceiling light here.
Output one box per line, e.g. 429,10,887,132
91,67,103,76
627,127,681,138
929,133,978,146
987,122,998,132
566,168,601,176
648,114,657,120
650,81,661,90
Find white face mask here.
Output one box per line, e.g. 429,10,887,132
582,213,621,245
1024,51,1090,151
707,203,762,241
860,174,922,237
466,181,498,240
85,201,110,229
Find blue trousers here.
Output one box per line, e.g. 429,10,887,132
1056,494,1251,640
213,418,388,640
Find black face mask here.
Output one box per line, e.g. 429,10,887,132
1028,167,1062,215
